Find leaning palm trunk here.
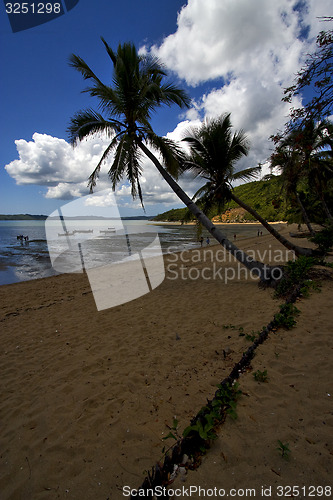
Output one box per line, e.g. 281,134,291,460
319,195,333,223
230,192,316,257
138,140,280,283
295,192,316,236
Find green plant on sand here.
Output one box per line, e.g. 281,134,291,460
277,440,291,459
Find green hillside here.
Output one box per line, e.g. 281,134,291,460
153,176,289,222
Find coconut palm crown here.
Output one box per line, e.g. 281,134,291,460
68,38,191,206
183,113,260,213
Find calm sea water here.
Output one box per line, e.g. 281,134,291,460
0,219,268,285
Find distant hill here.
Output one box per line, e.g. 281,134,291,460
0,214,48,220
46,215,155,221
0,214,156,221
153,176,289,222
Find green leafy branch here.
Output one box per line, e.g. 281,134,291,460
181,382,242,452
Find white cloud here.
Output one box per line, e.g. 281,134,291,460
5,132,111,193
153,0,307,86
151,0,332,171
4,131,195,209
45,182,88,200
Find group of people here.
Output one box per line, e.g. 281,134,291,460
17,234,29,242
199,236,211,247
198,229,264,248
199,233,238,247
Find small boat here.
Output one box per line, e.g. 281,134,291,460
73,229,94,234
100,229,116,234
108,227,116,230
58,231,75,237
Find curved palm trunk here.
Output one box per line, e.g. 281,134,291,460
138,140,280,283
319,195,333,223
295,192,316,236
230,192,315,257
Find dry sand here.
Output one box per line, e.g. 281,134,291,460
0,226,332,499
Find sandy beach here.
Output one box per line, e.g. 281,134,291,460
0,225,332,499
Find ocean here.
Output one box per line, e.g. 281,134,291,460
0,219,268,286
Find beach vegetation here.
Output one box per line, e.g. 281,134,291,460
244,331,260,342
253,369,268,383
223,324,244,335
299,279,321,298
274,256,315,298
274,303,300,330
182,382,242,453
310,224,333,253
277,440,291,459
163,417,179,441
183,414,217,444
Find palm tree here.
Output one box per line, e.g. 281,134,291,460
182,114,315,257
272,119,333,225
270,147,316,236
295,119,333,222
68,39,280,283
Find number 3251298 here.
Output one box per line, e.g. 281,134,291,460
6,3,62,14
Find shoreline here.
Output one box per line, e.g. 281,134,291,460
0,221,288,287
0,228,331,498
150,220,287,226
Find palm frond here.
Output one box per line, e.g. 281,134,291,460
67,109,120,145
68,54,104,87
146,133,186,178
100,37,117,66
108,134,131,190
107,132,145,206
232,165,261,182
88,136,120,192
159,83,191,109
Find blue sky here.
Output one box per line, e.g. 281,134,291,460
1,0,332,217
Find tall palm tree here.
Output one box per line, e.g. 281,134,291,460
270,147,316,236
273,119,333,224
295,119,333,222
68,39,280,282
182,114,315,257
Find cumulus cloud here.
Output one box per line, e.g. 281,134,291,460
4,131,194,208
153,0,307,86
151,0,332,173
5,132,110,193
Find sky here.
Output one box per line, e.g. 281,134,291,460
1,0,332,217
